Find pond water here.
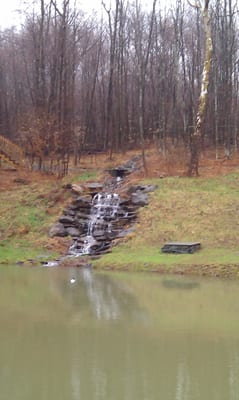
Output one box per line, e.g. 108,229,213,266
0,265,239,400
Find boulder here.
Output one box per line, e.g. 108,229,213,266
116,227,134,238
65,227,81,237
72,196,92,209
59,215,75,226
85,183,104,192
131,191,149,206
127,184,157,194
71,183,85,194
49,222,67,238
107,167,131,178
76,212,91,220
141,184,158,193
63,207,76,217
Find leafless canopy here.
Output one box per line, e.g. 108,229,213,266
0,0,237,175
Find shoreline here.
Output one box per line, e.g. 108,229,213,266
1,254,239,280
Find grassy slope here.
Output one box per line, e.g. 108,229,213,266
1,158,239,277
94,173,239,277
0,179,67,263
0,169,99,264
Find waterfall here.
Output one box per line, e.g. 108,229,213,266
68,192,122,256
46,159,155,266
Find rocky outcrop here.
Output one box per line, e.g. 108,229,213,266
49,157,157,257
49,184,157,256
107,155,142,178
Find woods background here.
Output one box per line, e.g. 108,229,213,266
0,0,238,174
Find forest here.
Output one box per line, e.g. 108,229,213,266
0,0,238,176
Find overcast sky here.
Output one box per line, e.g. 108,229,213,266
0,0,162,29
0,0,103,28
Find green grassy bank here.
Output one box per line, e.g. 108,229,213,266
0,169,100,265
94,173,239,278
1,168,239,277
0,180,66,264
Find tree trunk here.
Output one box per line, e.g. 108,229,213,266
188,0,212,176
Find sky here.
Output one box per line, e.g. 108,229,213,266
0,0,159,29
0,0,104,29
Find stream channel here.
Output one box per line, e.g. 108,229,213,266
0,264,239,400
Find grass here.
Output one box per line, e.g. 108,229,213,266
1,157,239,278
0,177,70,263
94,173,239,277
0,165,102,264
69,170,98,182
0,240,51,264
94,246,239,270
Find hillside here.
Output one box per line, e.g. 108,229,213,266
1,147,239,277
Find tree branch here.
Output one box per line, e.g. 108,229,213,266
51,0,63,17
187,0,201,9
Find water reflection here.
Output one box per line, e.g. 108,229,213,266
175,362,190,400
81,268,120,320
162,278,200,290
57,267,147,323
229,351,239,400
0,266,239,400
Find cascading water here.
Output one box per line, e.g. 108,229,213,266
45,158,155,266
68,192,123,256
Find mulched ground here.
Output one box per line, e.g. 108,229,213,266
1,146,239,192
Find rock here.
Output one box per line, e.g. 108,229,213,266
72,196,92,209
48,157,154,256
16,261,24,266
90,241,111,254
131,191,149,206
76,212,90,220
141,184,158,193
119,198,131,206
116,227,134,238
124,211,137,220
93,229,115,241
59,215,75,225
75,221,88,231
49,222,67,237
65,227,81,237
71,183,85,194
85,183,103,195
107,167,131,178
127,185,141,194
127,184,157,194
63,207,76,217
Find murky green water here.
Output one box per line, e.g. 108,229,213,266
0,265,239,399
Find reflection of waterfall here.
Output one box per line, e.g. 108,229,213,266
229,351,239,400
82,268,121,320
71,369,81,400
68,192,124,257
175,362,190,400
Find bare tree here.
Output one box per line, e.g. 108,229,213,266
188,0,212,176
132,0,157,173
1,0,239,177
102,0,120,156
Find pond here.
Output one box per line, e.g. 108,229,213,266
0,265,239,400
